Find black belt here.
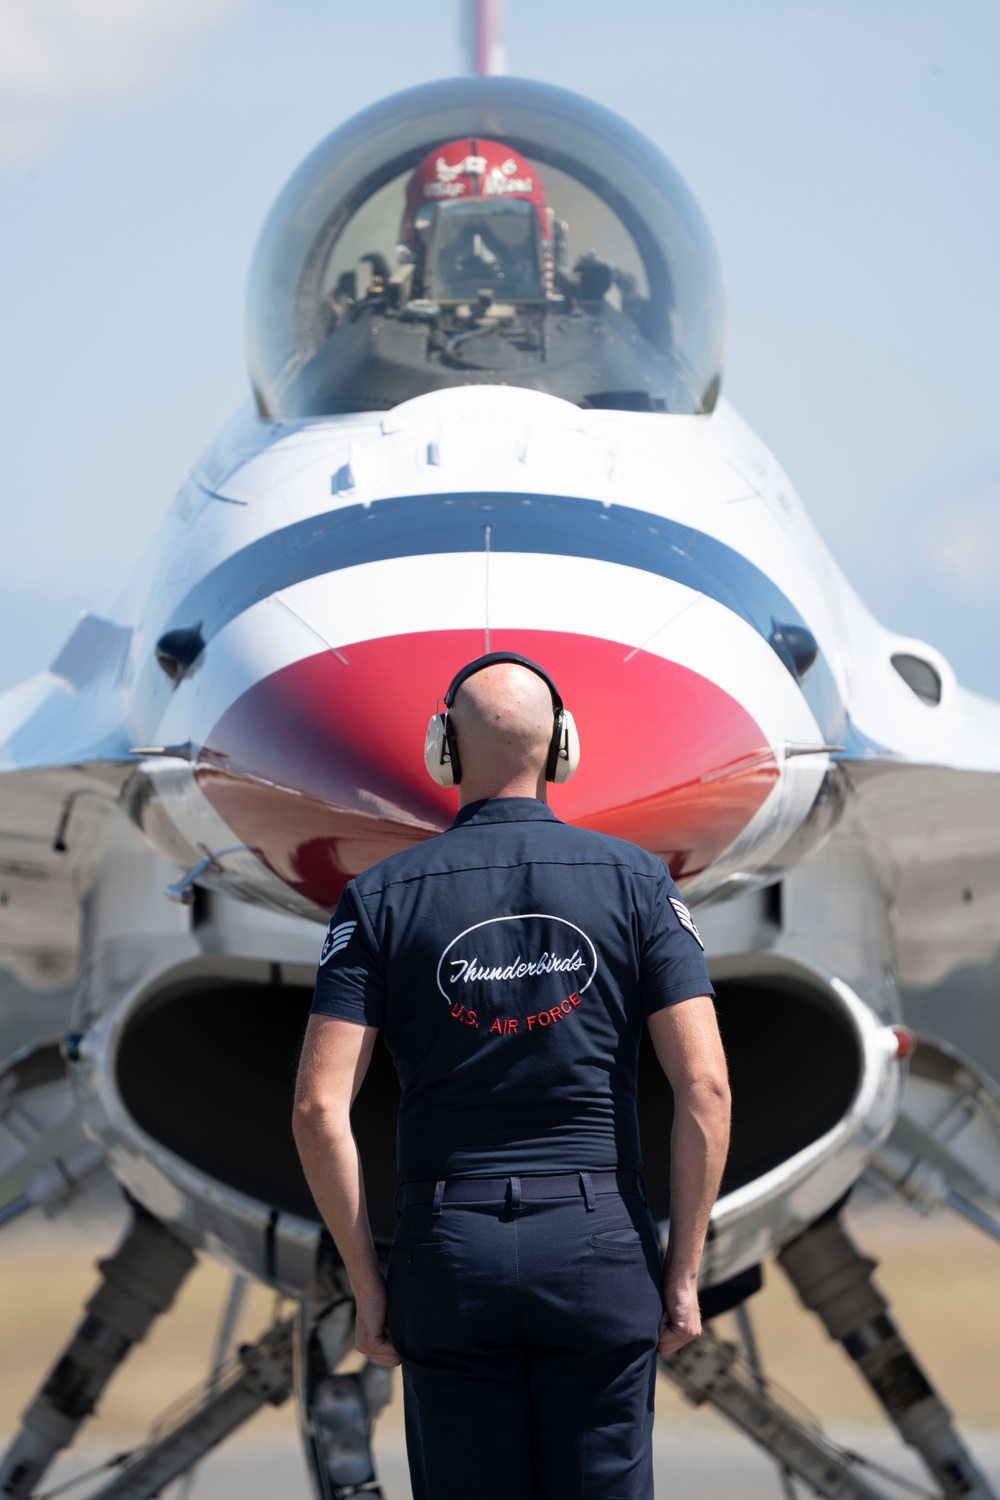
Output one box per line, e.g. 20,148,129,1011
401,1169,643,1208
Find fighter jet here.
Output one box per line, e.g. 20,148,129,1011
2,53,1000,1500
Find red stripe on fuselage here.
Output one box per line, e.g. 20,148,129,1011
196,630,779,910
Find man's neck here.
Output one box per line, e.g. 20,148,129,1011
457,773,547,807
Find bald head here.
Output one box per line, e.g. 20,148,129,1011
449,663,555,802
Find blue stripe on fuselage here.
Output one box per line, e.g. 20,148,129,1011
158,491,844,740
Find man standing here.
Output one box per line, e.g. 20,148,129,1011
293,653,730,1500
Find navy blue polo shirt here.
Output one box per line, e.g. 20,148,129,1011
311,798,713,1182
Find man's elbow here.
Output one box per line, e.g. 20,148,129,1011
681,1072,732,1117
291,1092,343,1149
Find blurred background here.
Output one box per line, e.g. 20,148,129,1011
2,1,999,1495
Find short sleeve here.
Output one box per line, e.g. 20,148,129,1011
639,873,714,1017
311,883,386,1027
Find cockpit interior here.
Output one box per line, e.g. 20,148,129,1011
247,79,727,419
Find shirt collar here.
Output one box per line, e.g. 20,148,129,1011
449,797,561,829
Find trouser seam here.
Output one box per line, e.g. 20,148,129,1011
513,1201,528,1343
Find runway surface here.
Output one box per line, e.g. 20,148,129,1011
2,1190,998,1496
13,1427,1000,1500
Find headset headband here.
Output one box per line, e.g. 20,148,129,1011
444,652,564,711
426,650,578,787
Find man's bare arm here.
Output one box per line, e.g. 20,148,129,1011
646,994,731,1355
292,1014,400,1367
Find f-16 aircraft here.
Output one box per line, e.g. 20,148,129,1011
3,18,1000,1500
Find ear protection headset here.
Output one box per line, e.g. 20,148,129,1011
424,651,580,789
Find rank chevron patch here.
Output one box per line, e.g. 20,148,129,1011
669,897,704,949
320,920,357,964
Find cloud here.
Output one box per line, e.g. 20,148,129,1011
0,0,237,166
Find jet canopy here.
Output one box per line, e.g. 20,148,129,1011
247,78,727,419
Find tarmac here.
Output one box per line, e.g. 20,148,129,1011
17,1426,1000,1500
2,1188,998,1498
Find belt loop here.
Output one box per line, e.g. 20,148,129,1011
393,1181,405,1218
580,1171,596,1212
432,1179,446,1216
636,1170,648,1205
508,1176,522,1215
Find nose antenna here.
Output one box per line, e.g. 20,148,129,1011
468,0,506,76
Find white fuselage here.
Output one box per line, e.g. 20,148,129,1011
54,384,943,1292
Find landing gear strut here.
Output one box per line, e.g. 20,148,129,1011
296,1288,394,1499
661,1326,888,1500
778,1208,996,1500
0,1205,196,1499
0,1207,395,1500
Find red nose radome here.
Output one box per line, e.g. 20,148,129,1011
196,630,779,910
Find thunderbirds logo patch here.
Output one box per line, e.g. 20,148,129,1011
669,897,704,949
320,920,357,965
436,914,598,1039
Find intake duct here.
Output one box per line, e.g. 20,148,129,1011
115,972,862,1244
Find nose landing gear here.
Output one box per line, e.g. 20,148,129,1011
296,1286,393,1500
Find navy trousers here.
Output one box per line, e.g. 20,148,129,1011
386,1178,663,1499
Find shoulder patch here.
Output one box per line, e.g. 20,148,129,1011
669,897,704,950
320,920,357,965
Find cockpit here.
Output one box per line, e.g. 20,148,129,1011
247,78,727,418
419,197,544,305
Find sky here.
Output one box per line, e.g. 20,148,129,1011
1,0,999,697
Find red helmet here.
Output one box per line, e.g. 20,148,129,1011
400,137,547,248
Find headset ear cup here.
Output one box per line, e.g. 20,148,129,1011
551,708,580,784
424,713,457,788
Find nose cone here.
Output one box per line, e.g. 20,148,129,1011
196,629,778,910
